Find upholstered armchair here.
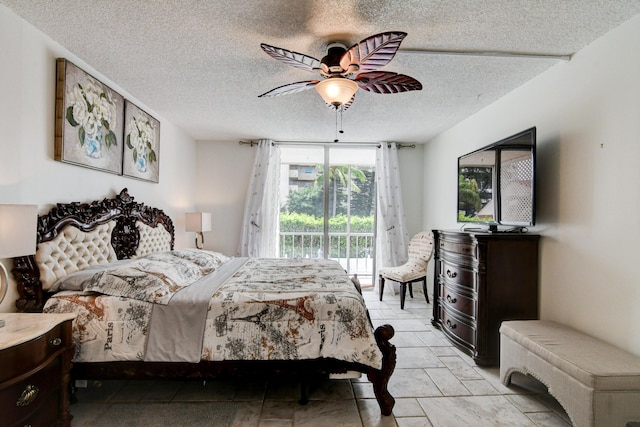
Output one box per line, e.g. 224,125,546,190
378,231,434,309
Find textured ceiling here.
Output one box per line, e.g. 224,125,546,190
2,1,640,144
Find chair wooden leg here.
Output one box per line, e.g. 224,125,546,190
422,277,429,304
408,282,414,299
400,282,406,309
379,276,385,301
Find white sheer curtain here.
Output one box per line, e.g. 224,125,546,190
375,142,410,294
238,139,281,257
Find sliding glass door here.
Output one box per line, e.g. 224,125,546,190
279,145,377,287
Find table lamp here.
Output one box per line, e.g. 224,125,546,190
185,212,211,249
0,204,38,326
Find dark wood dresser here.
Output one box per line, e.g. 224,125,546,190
432,230,539,366
0,313,76,427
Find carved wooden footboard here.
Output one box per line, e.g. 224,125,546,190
11,189,396,416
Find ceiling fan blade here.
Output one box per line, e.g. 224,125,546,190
340,32,407,73
355,71,422,94
258,80,320,98
260,43,321,73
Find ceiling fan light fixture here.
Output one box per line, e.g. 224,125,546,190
315,77,358,107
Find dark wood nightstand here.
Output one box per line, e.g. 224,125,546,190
0,313,76,427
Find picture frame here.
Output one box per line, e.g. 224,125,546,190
55,58,124,174
123,100,160,183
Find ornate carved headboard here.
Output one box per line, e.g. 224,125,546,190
13,188,175,312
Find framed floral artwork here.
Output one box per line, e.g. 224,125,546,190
55,58,124,174
123,100,160,183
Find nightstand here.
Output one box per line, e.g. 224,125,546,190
0,313,76,427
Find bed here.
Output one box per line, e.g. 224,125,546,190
12,189,396,415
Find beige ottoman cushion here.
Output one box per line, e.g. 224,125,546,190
500,320,640,390
500,320,640,427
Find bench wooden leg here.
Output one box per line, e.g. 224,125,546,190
379,276,385,301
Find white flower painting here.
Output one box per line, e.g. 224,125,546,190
55,59,124,174
123,101,160,182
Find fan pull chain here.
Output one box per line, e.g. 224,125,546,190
333,106,345,143
334,107,339,142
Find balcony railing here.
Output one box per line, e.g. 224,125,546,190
279,231,375,287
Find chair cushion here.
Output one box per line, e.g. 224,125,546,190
379,260,427,282
379,231,433,283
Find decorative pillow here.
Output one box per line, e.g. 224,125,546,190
146,249,231,270
48,259,130,292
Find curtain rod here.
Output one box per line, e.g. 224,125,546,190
397,48,572,61
239,140,416,149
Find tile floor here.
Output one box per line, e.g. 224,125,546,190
70,288,572,426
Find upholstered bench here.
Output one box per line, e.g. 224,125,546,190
500,320,640,427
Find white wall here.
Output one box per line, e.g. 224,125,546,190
193,141,256,256
194,142,426,256
423,14,640,355
0,5,198,312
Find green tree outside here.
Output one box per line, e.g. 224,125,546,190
458,174,483,221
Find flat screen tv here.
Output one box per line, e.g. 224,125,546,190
457,127,536,232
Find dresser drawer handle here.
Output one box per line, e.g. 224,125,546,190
446,294,457,304
49,337,62,347
16,384,39,407
446,270,457,278
446,319,457,330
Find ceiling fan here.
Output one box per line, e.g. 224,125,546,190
258,31,422,111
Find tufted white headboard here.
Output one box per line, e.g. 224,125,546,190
34,220,173,290
36,222,119,290
13,189,175,311
134,222,172,258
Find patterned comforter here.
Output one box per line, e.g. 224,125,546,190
43,252,382,369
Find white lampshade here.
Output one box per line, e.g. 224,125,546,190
0,204,38,258
185,212,212,232
315,77,358,106
0,204,37,309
